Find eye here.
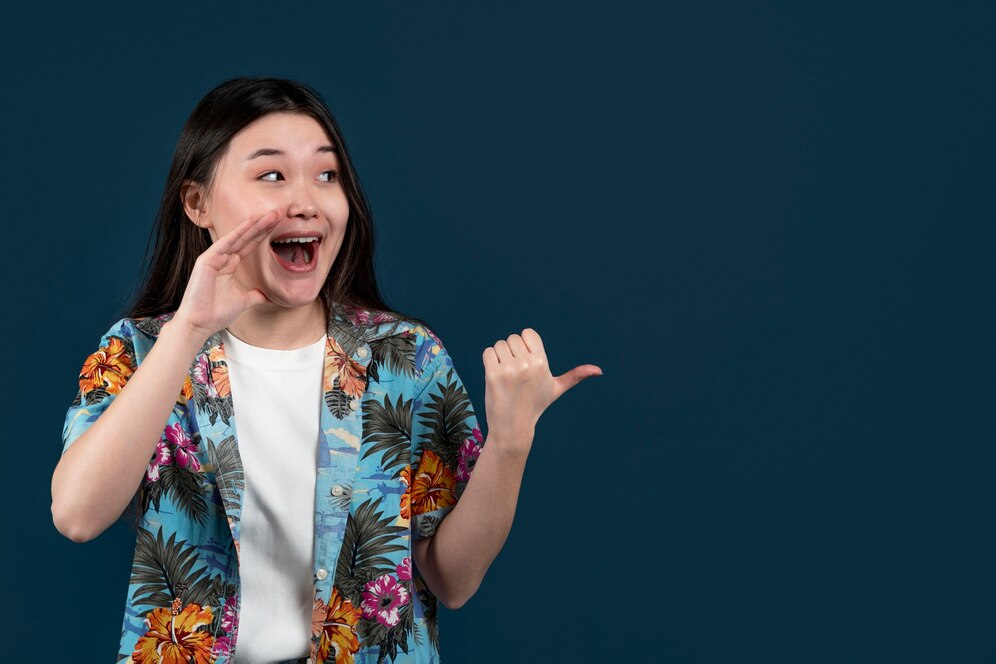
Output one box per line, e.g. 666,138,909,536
259,171,284,182
318,170,339,183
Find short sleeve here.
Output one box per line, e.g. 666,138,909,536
408,338,484,540
61,319,138,456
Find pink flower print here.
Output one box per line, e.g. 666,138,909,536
457,430,483,482
145,437,172,482
192,354,209,383
165,422,201,472
193,355,218,398
396,556,412,581
361,573,410,627
215,596,238,656
345,306,394,326
214,636,232,657
221,595,238,632
348,308,370,325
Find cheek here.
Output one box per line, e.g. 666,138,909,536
325,196,350,230
213,186,279,233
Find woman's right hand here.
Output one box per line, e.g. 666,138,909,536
53,211,279,541
51,212,279,542
173,209,282,341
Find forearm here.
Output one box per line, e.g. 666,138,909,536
416,428,532,608
51,319,207,542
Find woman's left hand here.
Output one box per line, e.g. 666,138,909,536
482,328,602,454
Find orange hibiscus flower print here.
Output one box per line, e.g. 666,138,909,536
409,450,457,515
132,599,215,664
313,587,362,664
323,338,367,398
177,375,193,405
79,336,133,394
210,364,230,399
208,346,231,399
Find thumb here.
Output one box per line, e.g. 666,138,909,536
552,364,603,400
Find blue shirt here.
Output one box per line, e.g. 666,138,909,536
61,303,484,663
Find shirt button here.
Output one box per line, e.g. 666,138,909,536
331,485,344,496
349,398,360,411
357,347,368,358
316,568,328,581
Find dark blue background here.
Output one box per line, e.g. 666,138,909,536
3,2,993,661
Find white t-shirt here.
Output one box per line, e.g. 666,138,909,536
220,329,327,663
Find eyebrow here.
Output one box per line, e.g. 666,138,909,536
245,146,338,161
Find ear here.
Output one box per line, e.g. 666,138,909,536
180,179,211,229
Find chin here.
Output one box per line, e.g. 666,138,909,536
263,286,325,310
254,263,332,311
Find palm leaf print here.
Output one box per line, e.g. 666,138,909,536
334,497,407,603
414,580,440,650
367,333,416,385
84,386,110,406
141,477,163,514
206,435,243,518
135,314,168,337
204,396,234,426
130,527,216,610
361,600,414,663
159,463,210,526
416,367,475,469
122,339,137,373
330,483,353,511
190,377,208,410
361,393,412,477
325,375,355,420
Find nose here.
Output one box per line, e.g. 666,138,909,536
288,202,319,219
286,181,320,219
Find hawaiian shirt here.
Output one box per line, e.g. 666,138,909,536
60,303,485,663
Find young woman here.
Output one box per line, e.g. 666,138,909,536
51,76,601,664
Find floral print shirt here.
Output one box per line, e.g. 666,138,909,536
60,303,484,663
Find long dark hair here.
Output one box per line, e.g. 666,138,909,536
127,75,427,329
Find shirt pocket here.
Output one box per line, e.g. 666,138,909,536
338,475,410,585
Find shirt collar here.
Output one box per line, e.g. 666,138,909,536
137,301,379,354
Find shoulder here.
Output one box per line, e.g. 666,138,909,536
131,311,178,339
337,304,450,382
339,304,444,349
84,312,179,368
92,311,178,341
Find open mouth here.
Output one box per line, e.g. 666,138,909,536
270,236,321,270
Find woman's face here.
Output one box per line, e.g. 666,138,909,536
186,111,349,312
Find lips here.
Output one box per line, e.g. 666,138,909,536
270,234,322,273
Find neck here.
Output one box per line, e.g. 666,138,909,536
225,300,327,350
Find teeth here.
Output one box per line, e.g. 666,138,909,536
272,237,319,244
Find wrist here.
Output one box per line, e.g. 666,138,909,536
161,316,212,355
485,427,534,459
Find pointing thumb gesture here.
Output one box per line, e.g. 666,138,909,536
482,328,602,455
551,363,605,402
